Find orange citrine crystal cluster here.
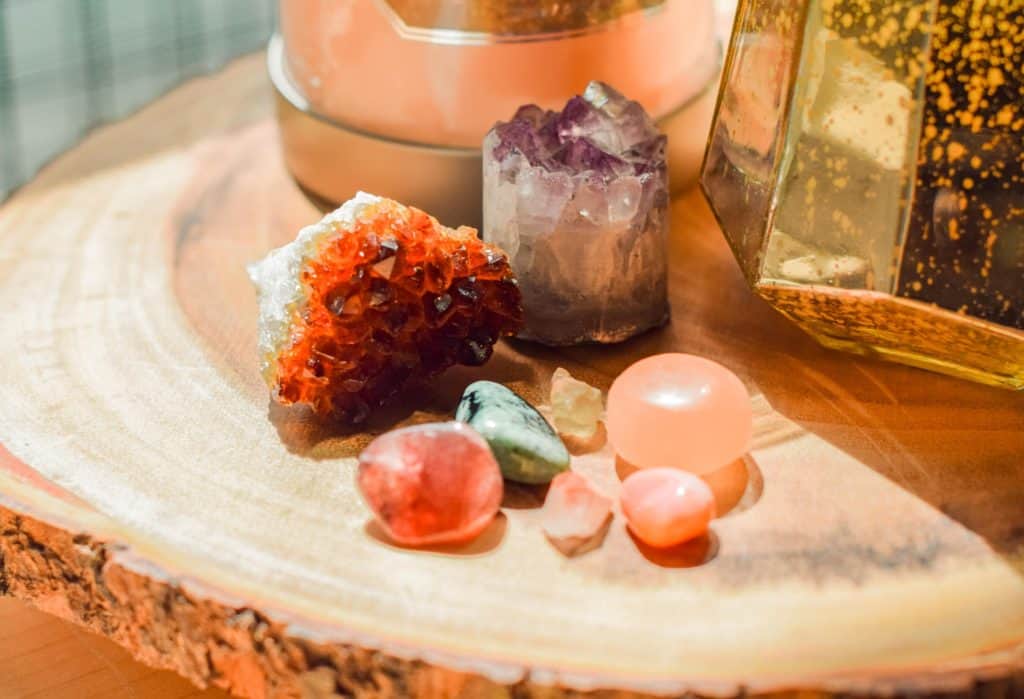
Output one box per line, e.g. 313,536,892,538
251,194,522,422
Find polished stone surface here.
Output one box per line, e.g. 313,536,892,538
456,381,570,484
606,353,752,474
620,468,715,548
357,422,503,546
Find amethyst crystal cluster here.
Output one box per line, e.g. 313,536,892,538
483,81,669,345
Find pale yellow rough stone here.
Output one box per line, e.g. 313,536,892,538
550,367,603,441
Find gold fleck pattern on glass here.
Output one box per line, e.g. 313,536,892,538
703,0,1024,389
898,1,1024,329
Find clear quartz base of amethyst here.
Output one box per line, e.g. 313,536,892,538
483,81,669,346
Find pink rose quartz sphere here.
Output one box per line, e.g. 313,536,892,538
606,353,752,474
620,468,716,548
357,422,503,547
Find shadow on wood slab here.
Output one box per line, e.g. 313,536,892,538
267,345,538,459
506,327,670,395
363,514,507,557
703,455,764,519
268,400,409,459
427,346,540,410
754,339,1024,577
629,530,719,569
502,482,549,510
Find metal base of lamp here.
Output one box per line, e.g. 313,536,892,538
268,33,720,228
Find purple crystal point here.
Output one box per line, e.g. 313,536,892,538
483,81,669,346
557,96,616,147
554,139,631,178
492,119,542,164
512,104,551,128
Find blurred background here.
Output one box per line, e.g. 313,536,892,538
0,0,276,200
0,0,740,202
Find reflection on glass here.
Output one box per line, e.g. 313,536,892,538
703,0,1023,389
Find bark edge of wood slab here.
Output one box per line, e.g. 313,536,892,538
4,478,1023,699
1,54,1023,699
0,478,538,699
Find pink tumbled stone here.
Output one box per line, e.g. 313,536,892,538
606,353,752,474
541,471,613,542
620,468,715,548
357,422,503,546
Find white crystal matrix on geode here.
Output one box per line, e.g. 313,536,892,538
483,81,669,345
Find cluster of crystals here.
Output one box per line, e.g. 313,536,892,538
357,355,748,551
489,93,666,180
484,81,670,345
256,197,522,422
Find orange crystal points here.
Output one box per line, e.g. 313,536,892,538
271,198,522,421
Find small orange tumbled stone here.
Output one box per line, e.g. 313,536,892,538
606,353,752,474
620,468,715,548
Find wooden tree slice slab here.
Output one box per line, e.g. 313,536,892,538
1,54,1023,698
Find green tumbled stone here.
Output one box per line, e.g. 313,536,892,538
455,381,570,484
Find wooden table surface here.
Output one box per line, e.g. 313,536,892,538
0,53,1022,699
0,597,227,698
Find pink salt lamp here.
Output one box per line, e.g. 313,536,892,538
606,353,752,474
620,468,715,548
